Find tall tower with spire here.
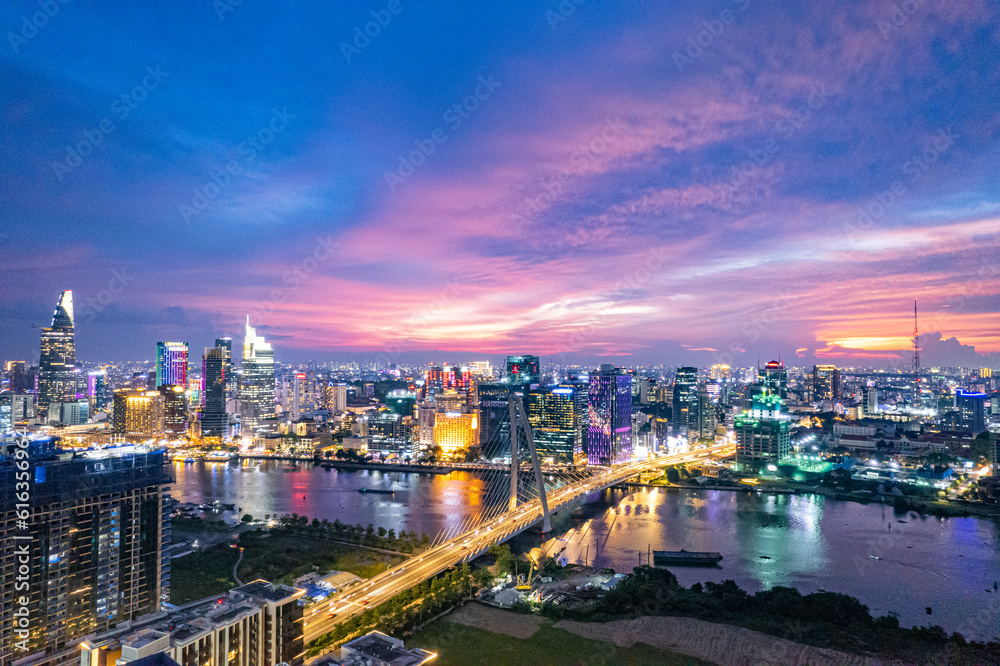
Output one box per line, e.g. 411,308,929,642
912,299,920,375
37,290,77,415
239,316,275,432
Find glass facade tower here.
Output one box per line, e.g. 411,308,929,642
587,365,632,465
155,341,189,388
240,317,275,431
38,290,77,415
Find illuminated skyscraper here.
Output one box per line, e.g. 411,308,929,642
112,389,164,442
735,393,791,473
505,355,540,386
215,336,235,396
697,387,716,441
240,316,275,431
955,390,987,435
587,365,632,465
761,360,787,399
155,341,189,388
201,345,228,438
672,366,698,436
159,384,188,437
37,290,76,415
477,383,511,459
425,365,472,400
525,385,579,464
812,365,841,401
87,369,109,411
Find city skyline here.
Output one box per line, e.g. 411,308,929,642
1,3,998,366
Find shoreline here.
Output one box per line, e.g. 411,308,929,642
626,480,1000,520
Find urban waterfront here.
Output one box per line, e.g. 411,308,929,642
173,460,1000,641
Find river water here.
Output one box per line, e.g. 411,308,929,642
170,460,1000,640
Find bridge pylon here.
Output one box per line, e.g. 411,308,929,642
508,394,552,532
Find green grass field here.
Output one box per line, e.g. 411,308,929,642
409,618,708,666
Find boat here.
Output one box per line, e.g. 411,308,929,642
358,488,395,495
653,549,723,567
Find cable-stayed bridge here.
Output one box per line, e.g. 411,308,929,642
304,395,731,645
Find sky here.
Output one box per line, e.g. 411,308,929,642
0,1,998,367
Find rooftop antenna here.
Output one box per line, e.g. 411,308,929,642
912,299,920,377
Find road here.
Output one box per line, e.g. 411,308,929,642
303,444,732,645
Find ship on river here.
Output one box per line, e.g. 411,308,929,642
653,549,723,567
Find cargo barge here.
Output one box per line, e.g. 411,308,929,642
653,549,723,567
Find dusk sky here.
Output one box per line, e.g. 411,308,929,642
1,1,998,366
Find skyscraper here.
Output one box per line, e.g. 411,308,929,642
240,316,275,431
112,389,164,442
37,290,76,416
955,390,987,435
88,369,110,412
761,360,787,399
697,387,716,441
201,345,228,438
215,336,235,398
672,366,698,437
525,385,579,464
156,341,189,388
477,383,511,459
735,393,791,473
505,355,540,386
0,446,172,664
813,365,841,401
587,365,632,465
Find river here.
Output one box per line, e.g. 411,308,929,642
170,460,1000,640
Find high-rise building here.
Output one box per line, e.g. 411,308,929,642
0,393,12,432
0,446,172,665
160,384,188,437
322,383,349,413
735,393,791,473
761,360,787,399
424,365,472,399
5,360,33,391
863,383,878,416
525,385,579,464
955,390,987,435
88,369,110,412
37,290,77,415
477,383,511,459
697,388,716,441
432,410,478,456
156,341,189,388
366,410,413,456
385,389,416,417
812,365,841,401
113,389,164,442
672,367,698,437
505,355,540,386
215,336,235,396
202,345,228,439
240,317,275,431
709,364,731,380
587,365,632,465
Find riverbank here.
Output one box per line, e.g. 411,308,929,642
236,456,456,475
640,479,1000,519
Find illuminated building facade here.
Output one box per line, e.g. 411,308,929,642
672,366,698,436
202,345,228,438
37,290,77,415
425,365,471,399
0,448,172,665
366,410,414,456
477,383,511,459
323,384,349,413
240,317,275,431
385,389,416,417
525,385,578,464
955,389,987,435
215,336,235,396
504,355,540,386
697,388,716,441
762,360,787,399
812,365,841,401
159,384,188,437
432,411,478,455
88,369,109,411
587,365,632,465
155,341,189,388
735,393,791,473
112,389,164,442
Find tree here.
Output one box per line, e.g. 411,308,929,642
387,529,396,543
241,514,254,523
666,467,680,483
490,543,515,576
365,523,376,542
377,526,387,539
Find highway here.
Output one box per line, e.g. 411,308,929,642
304,444,732,645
